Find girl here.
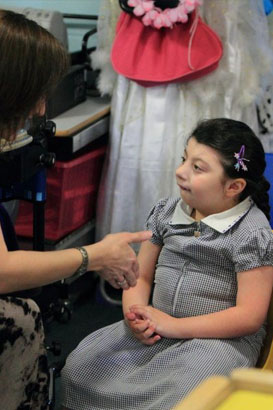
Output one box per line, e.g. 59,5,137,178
62,118,273,410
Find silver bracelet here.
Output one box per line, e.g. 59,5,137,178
73,247,89,277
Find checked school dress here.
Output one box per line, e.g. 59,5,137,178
61,197,273,410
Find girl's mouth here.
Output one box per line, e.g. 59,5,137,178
179,185,190,192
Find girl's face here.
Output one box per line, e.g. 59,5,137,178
176,137,234,219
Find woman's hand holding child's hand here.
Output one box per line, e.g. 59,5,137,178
125,311,161,345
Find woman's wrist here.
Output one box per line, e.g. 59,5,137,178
71,247,89,278
84,241,107,272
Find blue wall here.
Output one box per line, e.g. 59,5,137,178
0,0,100,51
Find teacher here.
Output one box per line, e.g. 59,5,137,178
0,9,151,410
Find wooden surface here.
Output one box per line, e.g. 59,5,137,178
216,390,273,410
52,96,111,137
174,368,273,410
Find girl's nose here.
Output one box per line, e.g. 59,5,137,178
176,163,186,179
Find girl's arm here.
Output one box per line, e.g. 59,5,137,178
122,240,161,316
123,240,162,345
130,265,273,339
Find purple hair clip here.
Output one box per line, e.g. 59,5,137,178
234,145,250,172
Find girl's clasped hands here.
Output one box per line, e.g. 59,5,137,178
126,305,174,344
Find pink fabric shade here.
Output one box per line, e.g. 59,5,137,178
111,11,223,87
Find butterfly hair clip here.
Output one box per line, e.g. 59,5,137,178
234,145,250,172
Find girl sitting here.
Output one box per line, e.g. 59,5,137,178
62,118,273,410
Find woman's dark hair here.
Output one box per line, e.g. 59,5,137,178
190,118,271,221
0,9,69,140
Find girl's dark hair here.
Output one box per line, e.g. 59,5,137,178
0,9,69,140
190,118,271,221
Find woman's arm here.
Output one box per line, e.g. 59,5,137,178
0,228,152,294
130,265,273,339
122,240,161,316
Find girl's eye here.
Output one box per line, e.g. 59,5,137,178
194,164,202,171
181,156,186,163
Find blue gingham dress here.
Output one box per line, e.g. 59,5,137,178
61,197,273,410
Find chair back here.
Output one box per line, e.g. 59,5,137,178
256,290,273,369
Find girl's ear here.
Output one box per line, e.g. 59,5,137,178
225,178,246,198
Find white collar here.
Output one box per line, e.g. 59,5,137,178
170,197,253,233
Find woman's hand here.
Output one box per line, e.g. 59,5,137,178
86,231,152,290
125,311,161,345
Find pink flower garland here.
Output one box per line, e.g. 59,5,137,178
127,0,202,29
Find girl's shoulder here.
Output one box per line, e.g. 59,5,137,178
232,204,273,261
240,203,272,234
147,197,180,219
145,197,181,235
233,205,273,272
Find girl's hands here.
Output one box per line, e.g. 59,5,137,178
129,305,174,338
125,311,161,345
